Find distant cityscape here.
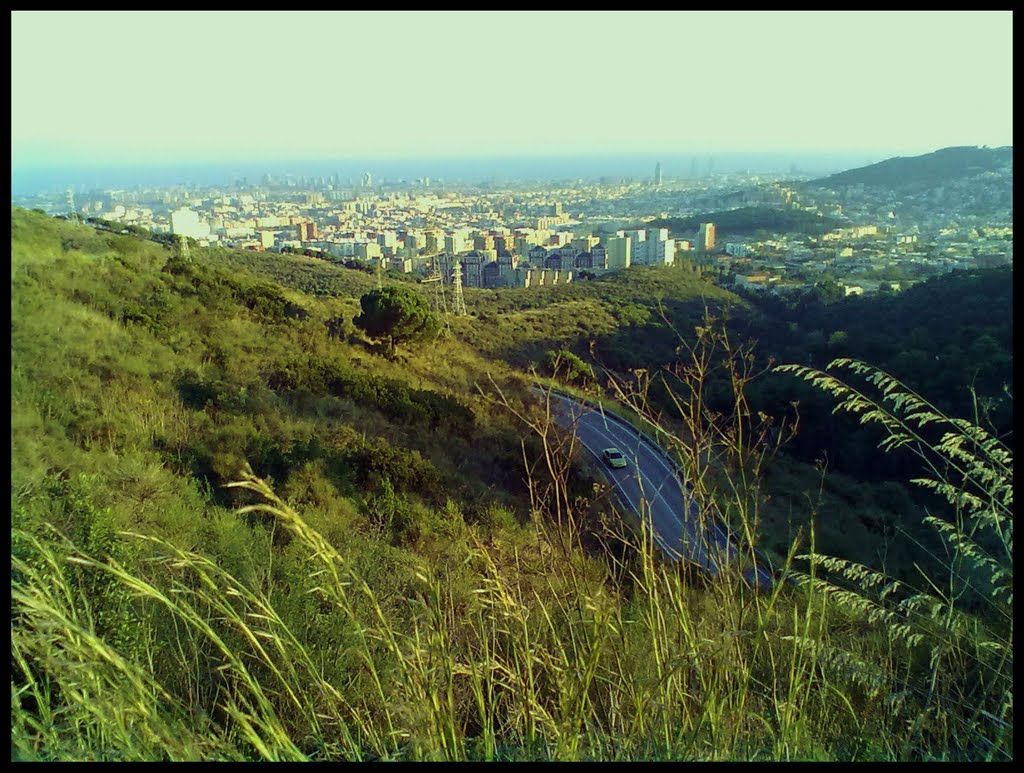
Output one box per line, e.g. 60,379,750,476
15,153,1013,298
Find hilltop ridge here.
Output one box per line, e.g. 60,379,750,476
806,145,1012,191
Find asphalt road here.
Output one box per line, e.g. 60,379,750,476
542,390,775,589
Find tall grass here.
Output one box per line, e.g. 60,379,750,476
775,358,1012,760
11,459,856,760
16,352,1011,759
11,209,1009,758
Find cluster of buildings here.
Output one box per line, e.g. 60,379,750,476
114,181,719,291
21,157,1011,301
432,225,696,289
712,213,1012,297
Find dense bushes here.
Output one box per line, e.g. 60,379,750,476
266,355,475,435
544,349,595,386
238,282,309,323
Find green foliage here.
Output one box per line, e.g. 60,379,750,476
812,145,1013,191
544,349,595,386
647,206,843,239
266,354,474,434
238,282,308,323
743,267,1012,488
353,285,439,356
325,314,353,340
10,207,1013,761
776,358,1012,758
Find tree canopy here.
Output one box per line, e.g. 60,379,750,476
353,285,438,356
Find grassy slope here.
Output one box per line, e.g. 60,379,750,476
70,216,941,601
11,208,1009,761
13,212,551,594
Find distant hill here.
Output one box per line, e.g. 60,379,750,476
647,206,843,239
807,145,1013,190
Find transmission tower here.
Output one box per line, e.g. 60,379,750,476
451,259,467,316
66,189,78,223
421,252,452,336
422,252,449,315
176,233,192,262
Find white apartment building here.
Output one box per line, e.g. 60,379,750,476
647,234,676,265
170,207,211,240
606,236,632,269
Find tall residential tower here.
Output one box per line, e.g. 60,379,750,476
698,222,716,253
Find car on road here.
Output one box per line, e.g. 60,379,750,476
602,447,628,469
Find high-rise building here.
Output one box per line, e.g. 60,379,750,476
572,235,599,254
606,236,631,269
649,236,676,265
461,251,484,288
528,244,549,265
355,241,382,261
698,222,716,253
445,232,469,255
295,221,317,241
424,229,442,254
170,207,210,240
621,229,648,263
654,162,662,186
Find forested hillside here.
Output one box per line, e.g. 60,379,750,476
645,206,842,239
808,145,1013,191
741,267,1013,480
11,208,1011,761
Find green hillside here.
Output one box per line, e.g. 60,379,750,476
11,208,1011,761
808,145,1013,190
647,206,843,239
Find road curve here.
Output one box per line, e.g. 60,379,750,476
540,388,776,590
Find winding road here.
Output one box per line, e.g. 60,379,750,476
541,388,776,590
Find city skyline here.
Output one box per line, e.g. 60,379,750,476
11,11,1013,174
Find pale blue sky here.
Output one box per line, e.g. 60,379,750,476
11,11,1013,168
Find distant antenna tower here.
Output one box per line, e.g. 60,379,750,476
451,259,467,317
66,188,78,223
176,233,192,262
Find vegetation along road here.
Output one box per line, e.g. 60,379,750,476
542,389,775,590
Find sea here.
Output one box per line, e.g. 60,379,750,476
11,152,886,198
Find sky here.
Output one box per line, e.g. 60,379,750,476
10,10,1014,171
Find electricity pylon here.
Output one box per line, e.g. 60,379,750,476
421,252,452,336
422,252,449,315
176,234,192,262
451,259,467,316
